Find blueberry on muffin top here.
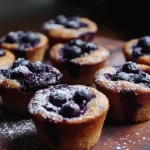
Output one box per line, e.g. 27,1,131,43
60,39,98,60
104,62,150,88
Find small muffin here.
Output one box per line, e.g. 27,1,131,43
50,39,109,85
0,48,15,69
29,84,109,150
0,58,62,113
0,31,48,62
94,61,150,124
123,36,150,65
43,15,98,46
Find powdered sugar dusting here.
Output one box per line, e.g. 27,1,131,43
102,126,150,150
0,108,45,150
0,120,35,138
43,23,63,30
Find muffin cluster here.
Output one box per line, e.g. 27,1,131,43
1,14,150,150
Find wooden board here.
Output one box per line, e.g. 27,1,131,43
0,36,150,150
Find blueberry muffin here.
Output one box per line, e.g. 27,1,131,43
94,62,150,124
43,15,98,46
50,39,109,85
123,36,150,65
0,31,48,62
0,48,15,69
29,84,109,150
0,58,62,113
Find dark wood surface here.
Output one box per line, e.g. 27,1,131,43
0,36,150,150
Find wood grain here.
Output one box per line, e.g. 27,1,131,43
0,36,150,150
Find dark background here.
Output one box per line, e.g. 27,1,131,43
0,0,149,40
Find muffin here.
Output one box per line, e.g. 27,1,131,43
0,31,48,62
123,36,150,65
29,84,109,150
0,58,62,113
50,39,109,85
0,48,15,69
43,15,98,46
94,61,150,124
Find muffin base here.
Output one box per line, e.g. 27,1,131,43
0,79,34,113
29,86,109,150
94,65,150,124
51,59,106,85
33,113,106,150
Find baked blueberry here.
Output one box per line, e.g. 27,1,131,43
64,45,82,59
83,42,98,53
73,88,93,105
0,48,6,57
48,20,56,24
112,72,131,81
49,90,69,107
71,16,80,21
65,21,80,29
0,70,10,78
61,101,80,118
132,47,144,58
11,66,32,79
4,32,19,43
137,36,150,49
21,32,40,46
28,61,49,73
122,62,140,74
70,39,84,47
135,72,150,84
80,22,88,28
49,96,67,107
104,73,113,80
56,15,68,25
12,58,30,68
